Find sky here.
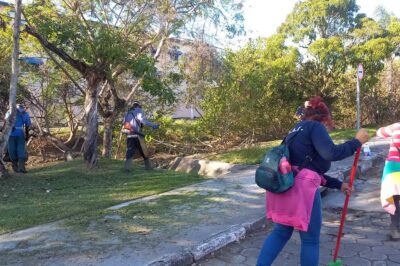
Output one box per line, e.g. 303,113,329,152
3,0,400,47
242,0,400,40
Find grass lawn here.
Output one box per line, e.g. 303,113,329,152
207,140,282,165
0,159,204,234
207,127,377,165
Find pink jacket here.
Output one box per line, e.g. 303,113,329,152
266,167,325,231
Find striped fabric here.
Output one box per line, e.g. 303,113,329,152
380,160,400,215
377,122,400,214
377,122,400,160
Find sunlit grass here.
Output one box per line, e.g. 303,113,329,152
207,140,281,165
0,159,204,234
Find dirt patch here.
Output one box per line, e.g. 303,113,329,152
25,136,77,165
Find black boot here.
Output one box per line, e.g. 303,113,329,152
390,211,400,241
144,158,153,170
18,159,27,173
124,158,133,172
11,161,19,173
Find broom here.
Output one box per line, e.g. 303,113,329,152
327,147,362,266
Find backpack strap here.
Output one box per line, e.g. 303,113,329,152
283,127,316,170
124,111,138,126
281,128,301,146
124,110,145,136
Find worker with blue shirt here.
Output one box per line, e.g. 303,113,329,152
122,101,159,171
5,104,31,173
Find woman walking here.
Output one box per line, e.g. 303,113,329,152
257,96,369,266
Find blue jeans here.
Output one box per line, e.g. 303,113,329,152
257,191,322,266
8,135,27,161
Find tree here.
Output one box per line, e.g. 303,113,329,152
0,0,22,177
201,0,399,140
348,17,391,125
18,57,84,158
201,34,301,143
23,0,244,165
279,0,360,45
277,0,395,127
0,15,12,116
276,0,362,101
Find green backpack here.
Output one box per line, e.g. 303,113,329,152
255,130,300,193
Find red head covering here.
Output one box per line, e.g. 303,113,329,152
303,96,334,129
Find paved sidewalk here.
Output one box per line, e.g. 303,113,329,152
196,159,400,266
0,138,392,266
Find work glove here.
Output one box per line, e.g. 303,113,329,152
152,124,159,130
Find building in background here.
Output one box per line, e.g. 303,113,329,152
156,37,207,120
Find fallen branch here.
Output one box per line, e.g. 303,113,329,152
31,112,74,161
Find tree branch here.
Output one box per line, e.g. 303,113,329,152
125,79,142,102
62,0,97,51
99,0,112,28
44,48,85,94
24,25,88,75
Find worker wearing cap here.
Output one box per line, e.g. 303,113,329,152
122,101,159,171
5,104,31,173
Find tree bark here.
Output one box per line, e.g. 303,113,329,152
98,82,124,158
102,116,115,158
83,72,102,168
62,94,79,145
0,0,22,177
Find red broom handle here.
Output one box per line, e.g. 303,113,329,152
332,147,362,262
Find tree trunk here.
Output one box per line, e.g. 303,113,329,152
66,121,78,145
0,0,22,177
98,81,124,158
83,73,101,168
102,116,115,158
63,95,79,145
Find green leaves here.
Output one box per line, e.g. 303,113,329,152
201,35,301,141
201,0,400,141
279,0,359,44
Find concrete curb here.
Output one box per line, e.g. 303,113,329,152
169,156,253,177
147,216,268,266
150,145,387,266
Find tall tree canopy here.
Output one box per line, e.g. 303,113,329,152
201,0,400,143
23,0,244,165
